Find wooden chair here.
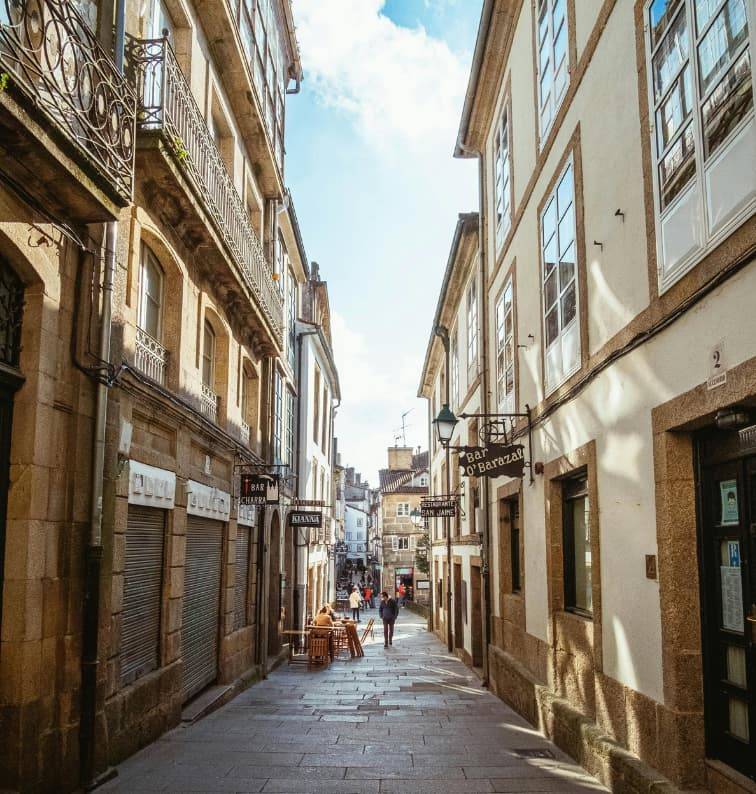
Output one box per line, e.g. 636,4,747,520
360,618,375,645
308,634,330,668
331,625,350,659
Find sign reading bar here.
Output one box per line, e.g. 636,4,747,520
290,511,323,528
458,443,526,479
240,474,279,506
421,497,458,518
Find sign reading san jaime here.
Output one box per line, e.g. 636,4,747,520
421,497,458,518
459,443,526,479
289,511,323,527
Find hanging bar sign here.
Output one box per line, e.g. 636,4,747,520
240,474,279,506
458,444,525,479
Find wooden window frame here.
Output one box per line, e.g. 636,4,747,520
562,471,592,618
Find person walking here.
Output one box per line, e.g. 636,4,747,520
349,586,361,622
379,591,399,648
364,584,373,609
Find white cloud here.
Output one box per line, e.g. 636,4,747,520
293,0,468,154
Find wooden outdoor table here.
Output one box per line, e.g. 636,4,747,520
343,621,364,658
282,629,310,664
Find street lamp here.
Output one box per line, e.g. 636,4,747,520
409,507,423,529
433,403,458,447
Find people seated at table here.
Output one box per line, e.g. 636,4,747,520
313,606,334,627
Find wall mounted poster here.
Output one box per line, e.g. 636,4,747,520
720,566,744,632
720,480,739,525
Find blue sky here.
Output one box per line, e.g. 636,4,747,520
286,0,481,485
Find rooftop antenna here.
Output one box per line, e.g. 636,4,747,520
401,409,413,446
394,434,402,447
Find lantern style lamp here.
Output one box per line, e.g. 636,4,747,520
433,403,458,447
409,507,423,528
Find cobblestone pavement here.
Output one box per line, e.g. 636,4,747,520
101,610,608,793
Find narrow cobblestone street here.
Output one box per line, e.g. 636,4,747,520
101,611,607,793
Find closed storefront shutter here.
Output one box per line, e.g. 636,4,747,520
234,525,250,630
121,505,165,686
182,516,223,701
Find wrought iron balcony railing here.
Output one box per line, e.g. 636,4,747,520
0,0,135,201
200,383,219,423
127,35,283,345
135,327,168,385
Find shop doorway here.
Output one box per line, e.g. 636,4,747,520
267,512,281,657
697,429,755,779
471,565,483,667
395,567,414,604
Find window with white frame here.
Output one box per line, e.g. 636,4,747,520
494,106,512,245
138,244,164,341
496,280,516,413
397,503,410,517
537,0,570,140
466,277,478,374
646,0,754,289
541,159,579,393
450,330,460,409
273,369,283,463
287,269,296,371
391,536,410,551
285,388,294,465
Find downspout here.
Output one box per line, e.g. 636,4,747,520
460,142,492,687
433,325,454,654
81,3,125,786
425,397,434,633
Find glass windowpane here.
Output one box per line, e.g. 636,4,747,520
571,493,592,613
725,645,748,687
701,50,753,157
657,67,694,151
649,0,684,46
653,10,689,101
561,282,577,326
659,124,696,208
728,697,750,740
545,307,559,346
697,0,748,95
545,270,558,309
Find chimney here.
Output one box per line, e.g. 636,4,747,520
388,446,413,471
346,467,355,485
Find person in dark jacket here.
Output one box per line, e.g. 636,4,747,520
379,591,399,648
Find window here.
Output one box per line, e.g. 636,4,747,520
313,367,320,444
202,321,215,388
494,106,512,245
496,280,516,413
287,270,297,371
273,369,283,463
356,518,363,527
563,475,591,615
646,0,754,288
541,159,579,393
391,536,410,551
503,498,521,593
450,330,460,409
466,277,478,374
419,475,428,487
537,0,570,140
346,532,353,541
138,244,163,340
397,503,410,517
285,389,294,464
321,385,328,451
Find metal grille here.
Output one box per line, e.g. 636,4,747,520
234,525,250,630
182,515,223,701
121,506,165,686
126,35,283,344
0,0,136,201
0,260,23,368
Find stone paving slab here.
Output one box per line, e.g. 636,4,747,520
100,609,608,794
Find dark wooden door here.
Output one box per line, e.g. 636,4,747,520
453,563,463,650
699,447,755,779
0,387,14,639
471,565,483,667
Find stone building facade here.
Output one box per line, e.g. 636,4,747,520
0,0,333,790
419,214,487,668
419,0,756,791
378,447,429,606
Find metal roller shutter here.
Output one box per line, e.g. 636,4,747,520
234,525,250,630
121,506,165,686
182,516,223,701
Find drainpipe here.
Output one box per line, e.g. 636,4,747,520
459,142,492,687
80,221,116,789
433,325,454,654
81,0,125,782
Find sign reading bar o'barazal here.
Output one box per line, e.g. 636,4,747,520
290,511,323,528
459,443,526,479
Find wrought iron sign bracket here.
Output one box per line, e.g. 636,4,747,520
457,405,535,484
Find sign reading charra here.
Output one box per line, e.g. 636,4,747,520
240,474,279,506
289,511,323,527
458,443,526,479
421,497,458,518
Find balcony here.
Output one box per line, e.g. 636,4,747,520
135,327,168,385
200,383,219,423
126,36,284,352
0,0,135,220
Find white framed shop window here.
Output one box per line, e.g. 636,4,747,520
644,0,755,292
